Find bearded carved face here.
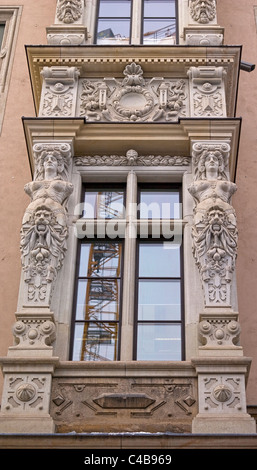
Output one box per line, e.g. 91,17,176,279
190,0,216,24
57,0,83,24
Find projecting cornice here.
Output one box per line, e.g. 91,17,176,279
25,45,242,118
22,117,241,182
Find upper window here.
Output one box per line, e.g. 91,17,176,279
0,23,5,48
95,0,178,45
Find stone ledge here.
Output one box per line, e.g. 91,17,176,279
0,432,257,449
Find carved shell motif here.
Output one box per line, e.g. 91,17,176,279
212,384,232,403
16,383,37,402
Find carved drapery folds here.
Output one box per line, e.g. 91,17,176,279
20,143,73,307
188,142,238,307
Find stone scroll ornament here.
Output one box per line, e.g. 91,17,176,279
190,0,216,24
188,143,238,307
20,143,73,305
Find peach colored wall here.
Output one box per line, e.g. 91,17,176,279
0,0,56,397
0,0,257,407
217,0,257,403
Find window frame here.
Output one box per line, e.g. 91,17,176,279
94,0,178,45
94,0,133,45
141,0,179,45
133,183,185,361
69,182,126,361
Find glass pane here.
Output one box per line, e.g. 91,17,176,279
78,243,122,278
144,1,176,18
0,24,5,48
138,280,181,321
75,279,120,321
72,322,119,361
139,243,180,277
137,323,181,360
97,19,130,44
143,19,176,44
84,190,125,219
99,0,131,17
139,190,180,219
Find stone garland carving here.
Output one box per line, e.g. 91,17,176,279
56,0,83,24
189,0,216,24
78,62,188,122
75,149,190,167
20,143,73,305
188,142,238,307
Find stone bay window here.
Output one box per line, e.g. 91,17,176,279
0,0,256,436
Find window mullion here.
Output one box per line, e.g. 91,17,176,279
120,170,138,361
130,0,142,44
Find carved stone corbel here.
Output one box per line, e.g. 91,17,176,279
39,67,80,117
188,66,227,117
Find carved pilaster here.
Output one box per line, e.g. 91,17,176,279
184,0,224,46
20,142,73,308
188,141,237,308
47,0,87,45
39,67,80,117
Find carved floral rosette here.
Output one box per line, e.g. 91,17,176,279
20,143,73,306
188,142,238,307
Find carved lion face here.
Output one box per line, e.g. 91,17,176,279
57,0,83,24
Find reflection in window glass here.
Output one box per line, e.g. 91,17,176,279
135,240,183,360
138,280,181,321
137,323,181,360
84,189,125,219
96,0,131,44
73,322,118,361
72,241,122,361
139,189,181,219
143,0,177,45
139,243,181,277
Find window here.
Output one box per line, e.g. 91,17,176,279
142,0,177,45
0,7,22,133
71,186,125,361
135,185,183,360
96,0,132,44
0,23,5,48
71,181,184,362
95,0,177,45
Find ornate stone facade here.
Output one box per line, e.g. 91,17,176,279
188,142,237,307
20,143,73,307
